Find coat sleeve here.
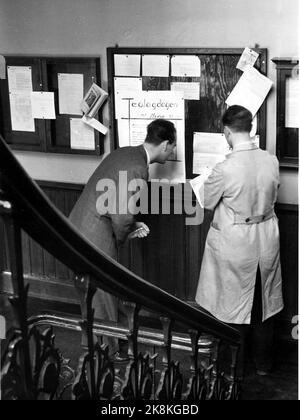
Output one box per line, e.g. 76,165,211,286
203,163,225,210
110,166,148,245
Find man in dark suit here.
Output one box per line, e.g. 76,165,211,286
69,119,176,356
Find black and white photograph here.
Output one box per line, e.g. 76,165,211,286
0,0,298,403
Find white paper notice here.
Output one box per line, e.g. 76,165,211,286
114,78,142,119
9,93,35,132
114,77,142,93
116,91,186,183
114,54,141,77
171,55,201,77
285,77,300,128
171,82,200,100
58,73,83,115
117,90,184,120
82,115,108,135
7,66,33,92
115,90,135,120
142,55,169,77
7,66,34,131
226,66,273,117
193,132,229,174
70,118,95,150
31,92,56,119
236,48,259,72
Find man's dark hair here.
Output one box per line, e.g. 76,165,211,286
222,105,253,133
145,119,176,145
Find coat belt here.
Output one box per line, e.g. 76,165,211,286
233,209,275,225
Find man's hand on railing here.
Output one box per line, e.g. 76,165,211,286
128,222,150,240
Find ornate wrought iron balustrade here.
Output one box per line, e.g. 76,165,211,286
0,134,241,400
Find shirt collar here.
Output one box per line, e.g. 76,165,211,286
143,145,151,166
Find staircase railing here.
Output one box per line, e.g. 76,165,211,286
0,134,241,400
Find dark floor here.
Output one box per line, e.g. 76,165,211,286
0,295,298,400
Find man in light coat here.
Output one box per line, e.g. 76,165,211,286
195,105,283,377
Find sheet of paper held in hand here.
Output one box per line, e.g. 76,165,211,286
226,66,273,117
189,167,212,208
193,132,230,175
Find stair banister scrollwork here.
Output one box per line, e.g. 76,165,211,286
0,134,241,400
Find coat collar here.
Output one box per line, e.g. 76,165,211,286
232,141,259,153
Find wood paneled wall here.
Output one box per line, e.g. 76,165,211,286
0,181,298,338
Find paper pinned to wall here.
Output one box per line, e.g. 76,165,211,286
82,114,108,135
70,118,95,150
171,82,200,100
114,78,142,119
58,73,83,115
114,54,141,77
7,66,35,131
142,55,170,77
7,66,33,92
226,66,273,117
0,55,6,79
114,77,142,93
117,90,185,120
9,93,35,132
236,47,259,72
117,91,186,183
285,77,300,128
171,55,201,77
31,91,56,119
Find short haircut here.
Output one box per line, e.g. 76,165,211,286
145,119,176,145
222,105,253,133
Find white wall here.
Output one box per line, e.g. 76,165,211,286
0,0,298,202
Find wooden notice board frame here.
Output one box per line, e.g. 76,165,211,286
107,47,268,180
0,55,104,155
271,57,299,169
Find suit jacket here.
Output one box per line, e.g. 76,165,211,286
69,145,149,257
195,143,283,324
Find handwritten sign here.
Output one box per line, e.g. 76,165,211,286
117,90,184,120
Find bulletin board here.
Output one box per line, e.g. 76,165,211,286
107,47,268,180
0,55,104,155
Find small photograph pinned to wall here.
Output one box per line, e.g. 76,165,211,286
236,47,259,72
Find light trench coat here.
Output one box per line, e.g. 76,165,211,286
195,143,283,324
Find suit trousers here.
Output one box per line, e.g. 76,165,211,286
92,217,119,355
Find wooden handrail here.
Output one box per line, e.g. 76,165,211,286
0,134,239,345
0,134,242,400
